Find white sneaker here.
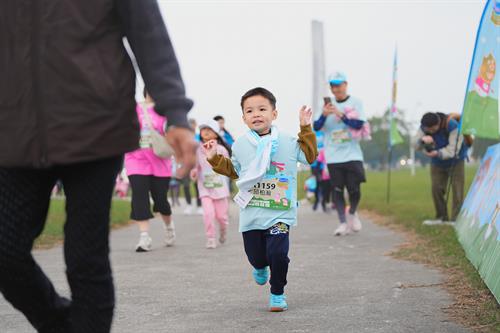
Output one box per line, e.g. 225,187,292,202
206,238,217,249
423,219,455,226
423,219,444,226
164,221,176,247
135,232,152,252
334,223,351,236
183,206,193,215
347,213,362,232
195,207,204,215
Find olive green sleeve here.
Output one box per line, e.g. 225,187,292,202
298,125,318,164
207,154,239,180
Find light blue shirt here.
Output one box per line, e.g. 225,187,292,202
322,96,365,164
231,131,309,232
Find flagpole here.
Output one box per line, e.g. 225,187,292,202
386,45,399,204
386,147,393,204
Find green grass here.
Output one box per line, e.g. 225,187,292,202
35,199,131,248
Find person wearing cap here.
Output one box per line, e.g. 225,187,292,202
190,120,232,249
416,112,468,224
314,72,367,236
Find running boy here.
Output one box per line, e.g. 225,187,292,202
204,87,317,312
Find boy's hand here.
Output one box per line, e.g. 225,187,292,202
202,139,218,159
299,105,313,126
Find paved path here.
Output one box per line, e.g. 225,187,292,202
1,203,469,333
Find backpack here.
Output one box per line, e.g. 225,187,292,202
440,113,474,147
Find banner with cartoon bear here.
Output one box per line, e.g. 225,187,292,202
461,0,500,139
455,143,500,303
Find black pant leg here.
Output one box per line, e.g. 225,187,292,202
242,230,268,269
328,163,347,223
0,167,71,332
150,177,172,216
194,182,202,207
265,223,290,295
128,175,154,221
182,177,192,205
60,156,122,333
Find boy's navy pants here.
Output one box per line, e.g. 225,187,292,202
242,222,290,295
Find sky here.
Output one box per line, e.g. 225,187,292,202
142,0,486,136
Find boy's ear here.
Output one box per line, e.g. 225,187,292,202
272,109,278,120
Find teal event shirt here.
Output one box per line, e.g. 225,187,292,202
231,131,309,232
322,96,366,164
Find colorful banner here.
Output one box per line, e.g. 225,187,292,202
461,0,500,139
389,47,404,146
455,143,500,303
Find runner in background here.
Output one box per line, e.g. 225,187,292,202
191,120,232,249
125,91,176,252
314,72,368,236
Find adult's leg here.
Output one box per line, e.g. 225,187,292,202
312,169,321,209
60,156,122,333
345,161,366,215
242,230,268,270
321,180,331,206
451,161,465,221
194,182,202,207
150,176,172,225
0,168,70,332
328,163,347,223
430,164,449,221
182,177,192,205
265,223,290,295
201,197,216,239
128,175,154,232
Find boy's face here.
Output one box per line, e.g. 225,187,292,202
242,95,277,134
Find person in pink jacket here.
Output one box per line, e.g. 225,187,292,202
125,91,175,252
191,120,232,249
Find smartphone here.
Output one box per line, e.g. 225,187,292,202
323,97,332,105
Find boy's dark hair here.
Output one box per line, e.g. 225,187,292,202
240,87,276,110
213,115,224,121
421,112,440,128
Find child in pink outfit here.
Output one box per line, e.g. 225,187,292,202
191,120,232,249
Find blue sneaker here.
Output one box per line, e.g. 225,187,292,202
252,267,269,285
269,293,288,312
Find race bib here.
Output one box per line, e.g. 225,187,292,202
139,127,152,149
331,129,352,144
247,172,292,211
203,173,224,189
